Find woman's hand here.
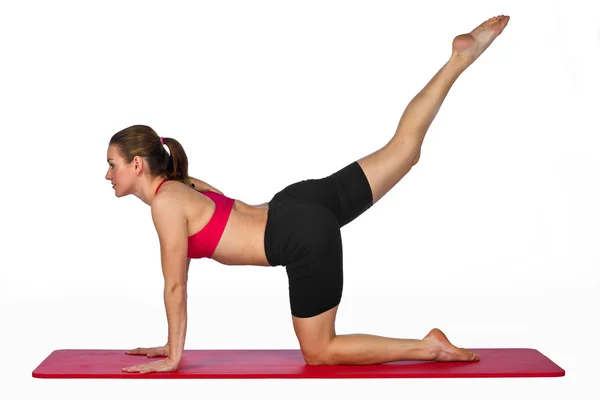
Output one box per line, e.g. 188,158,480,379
125,345,169,358
122,358,178,374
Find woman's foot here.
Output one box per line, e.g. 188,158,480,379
451,15,510,67
423,328,480,362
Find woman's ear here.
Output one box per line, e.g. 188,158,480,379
132,155,144,173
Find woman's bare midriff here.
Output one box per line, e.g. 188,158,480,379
184,188,272,267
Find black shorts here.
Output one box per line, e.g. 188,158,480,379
263,161,373,318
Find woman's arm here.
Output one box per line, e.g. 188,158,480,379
188,176,223,195
151,193,190,367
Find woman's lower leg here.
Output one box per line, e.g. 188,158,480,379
357,16,510,204
325,333,436,365
315,328,480,366
357,58,466,203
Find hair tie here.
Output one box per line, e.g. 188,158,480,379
159,137,164,145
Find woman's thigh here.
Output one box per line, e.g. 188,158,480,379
269,161,373,228
284,204,344,318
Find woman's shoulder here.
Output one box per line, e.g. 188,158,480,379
153,180,199,206
188,177,224,195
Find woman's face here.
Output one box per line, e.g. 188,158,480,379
105,144,136,197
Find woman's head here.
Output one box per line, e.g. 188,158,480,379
105,125,191,196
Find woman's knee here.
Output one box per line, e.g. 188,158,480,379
301,345,334,366
293,306,338,365
297,333,335,365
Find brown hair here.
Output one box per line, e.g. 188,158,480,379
109,124,192,186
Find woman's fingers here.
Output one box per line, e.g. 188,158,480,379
126,346,168,357
123,359,178,374
125,347,148,355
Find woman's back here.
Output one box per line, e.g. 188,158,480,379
157,180,271,266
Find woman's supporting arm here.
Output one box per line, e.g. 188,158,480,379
163,285,187,365
151,193,190,366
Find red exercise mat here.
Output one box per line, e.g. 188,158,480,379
32,348,565,379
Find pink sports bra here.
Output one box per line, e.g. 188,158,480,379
155,179,235,259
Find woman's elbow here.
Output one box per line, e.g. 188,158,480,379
164,283,187,295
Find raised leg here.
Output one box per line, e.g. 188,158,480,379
292,16,511,366
357,15,510,204
293,305,479,365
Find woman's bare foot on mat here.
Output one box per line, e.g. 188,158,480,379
451,15,510,67
423,328,480,362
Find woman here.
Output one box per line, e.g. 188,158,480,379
110,15,510,374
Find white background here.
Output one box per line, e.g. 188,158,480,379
2,0,599,398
